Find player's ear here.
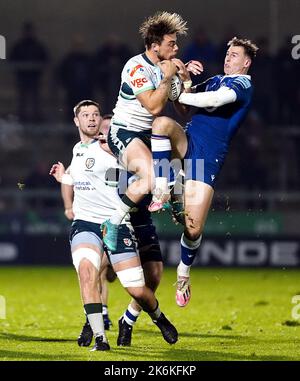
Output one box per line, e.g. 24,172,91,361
244,57,251,69
74,116,79,127
152,42,159,53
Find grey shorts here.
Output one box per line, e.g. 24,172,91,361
108,122,151,159
70,219,139,265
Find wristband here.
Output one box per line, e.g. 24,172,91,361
183,80,192,89
61,173,74,186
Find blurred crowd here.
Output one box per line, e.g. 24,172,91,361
6,22,300,124
1,21,299,200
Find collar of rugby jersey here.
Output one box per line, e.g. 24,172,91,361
142,52,155,66
80,139,98,148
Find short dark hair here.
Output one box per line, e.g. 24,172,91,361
227,37,259,60
102,113,113,120
139,11,188,49
73,100,100,117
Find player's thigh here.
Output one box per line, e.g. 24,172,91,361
184,179,214,237
70,225,104,275
105,224,141,273
112,256,141,273
123,138,153,179
70,221,104,257
152,116,188,159
72,244,101,286
72,242,101,256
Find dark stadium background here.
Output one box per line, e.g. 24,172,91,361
0,0,299,268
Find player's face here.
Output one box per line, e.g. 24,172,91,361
75,105,101,137
224,46,251,75
156,33,179,60
99,118,111,136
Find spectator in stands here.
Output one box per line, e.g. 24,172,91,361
251,37,275,123
10,22,49,123
181,27,217,84
274,35,299,124
216,26,239,66
25,162,58,208
58,35,95,120
94,34,132,113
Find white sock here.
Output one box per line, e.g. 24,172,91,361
123,304,141,326
177,261,191,278
102,305,108,315
87,313,106,339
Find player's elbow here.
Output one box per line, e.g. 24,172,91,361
152,109,163,116
208,88,236,108
207,94,223,108
147,106,163,116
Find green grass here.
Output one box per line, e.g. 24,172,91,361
1,266,300,361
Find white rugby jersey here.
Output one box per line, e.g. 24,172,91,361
112,53,163,132
70,140,123,224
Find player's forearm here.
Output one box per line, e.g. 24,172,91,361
178,87,237,108
61,183,74,210
145,78,171,115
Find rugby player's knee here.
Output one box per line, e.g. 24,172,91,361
145,274,160,291
72,247,101,274
152,116,172,135
78,259,98,285
128,286,146,301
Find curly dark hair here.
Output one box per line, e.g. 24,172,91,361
139,11,188,49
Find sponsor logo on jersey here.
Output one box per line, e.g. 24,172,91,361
85,158,95,169
130,64,143,77
123,238,132,247
131,77,148,88
76,153,84,157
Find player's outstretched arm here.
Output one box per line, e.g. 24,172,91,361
49,161,66,183
61,182,74,220
178,86,237,109
49,162,74,220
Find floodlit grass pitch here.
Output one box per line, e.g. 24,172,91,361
0,266,300,361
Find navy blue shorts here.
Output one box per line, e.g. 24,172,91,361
184,132,225,188
130,195,162,264
108,122,151,158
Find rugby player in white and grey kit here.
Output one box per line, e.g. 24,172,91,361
50,100,178,350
